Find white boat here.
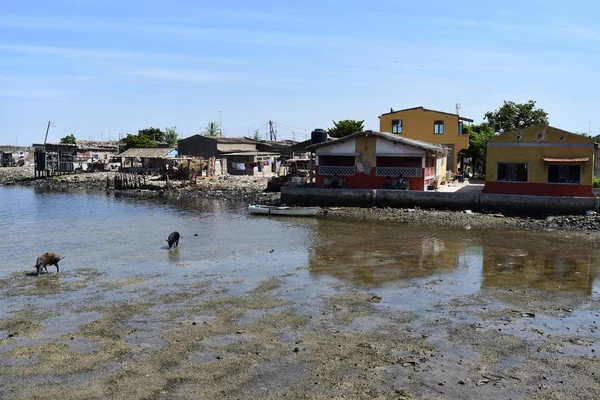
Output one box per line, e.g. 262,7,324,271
248,204,319,217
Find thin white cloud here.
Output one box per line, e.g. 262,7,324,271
0,89,66,100
0,44,247,64
133,68,235,83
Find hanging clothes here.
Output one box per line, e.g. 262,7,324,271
257,162,263,172
249,162,257,168
238,163,245,170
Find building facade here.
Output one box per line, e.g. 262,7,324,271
178,135,260,159
484,125,595,197
309,130,447,190
378,106,473,173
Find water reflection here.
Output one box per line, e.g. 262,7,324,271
3,186,600,297
481,240,598,295
309,220,600,295
308,220,470,287
167,247,181,263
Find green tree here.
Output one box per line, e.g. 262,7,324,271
484,100,549,133
137,127,166,143
60,134,77,144
327,119,364,138
252,128,261,141
164,126,179,146
459,123,496,175
123,133,157,149
203,121,220,137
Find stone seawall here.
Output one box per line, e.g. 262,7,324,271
281,187,600,216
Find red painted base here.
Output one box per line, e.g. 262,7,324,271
483,181,594,197
316,169,426,190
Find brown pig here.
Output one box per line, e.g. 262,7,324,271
34,252,64,275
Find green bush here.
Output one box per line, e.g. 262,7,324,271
593,176,600,188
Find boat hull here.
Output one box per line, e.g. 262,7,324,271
248,205,318,217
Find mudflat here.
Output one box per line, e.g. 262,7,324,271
0,263,598,400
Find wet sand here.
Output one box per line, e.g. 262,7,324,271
1,263,598,400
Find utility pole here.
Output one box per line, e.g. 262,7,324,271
43,120,51,148
268,120,277,141
219,110,223,137
589,121,592,136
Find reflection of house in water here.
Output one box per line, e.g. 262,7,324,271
481,245,597,295
308,220,467,287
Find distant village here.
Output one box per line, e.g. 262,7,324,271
3,105,599,198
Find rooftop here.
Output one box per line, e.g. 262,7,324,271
379,106,474,122
306,130,448,154
117,147,176,158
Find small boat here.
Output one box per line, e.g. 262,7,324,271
248,204,319,217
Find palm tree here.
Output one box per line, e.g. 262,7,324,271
203,121,221,137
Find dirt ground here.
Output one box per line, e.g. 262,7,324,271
0,266,598,400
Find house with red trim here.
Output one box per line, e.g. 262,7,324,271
484,125,596,197
307,130,448,190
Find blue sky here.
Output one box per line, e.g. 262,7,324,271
1,0,599,144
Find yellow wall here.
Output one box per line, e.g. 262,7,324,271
485,125,595,184
379,107,470,172
354,134,377,165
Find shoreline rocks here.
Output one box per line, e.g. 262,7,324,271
2,167,599,233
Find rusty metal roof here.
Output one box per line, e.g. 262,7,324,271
543,157,589,162
117,147,176,158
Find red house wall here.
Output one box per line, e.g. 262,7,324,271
316,169,427,190
483,182,594,197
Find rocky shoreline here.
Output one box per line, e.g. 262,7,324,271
2,166,600,233
319,206,600,233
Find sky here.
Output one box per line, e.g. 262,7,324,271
1,0,599,145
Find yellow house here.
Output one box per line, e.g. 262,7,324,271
484,124,595,197
379,106,473,172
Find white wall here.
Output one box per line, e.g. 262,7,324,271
316,139,356,155
375,138,425,156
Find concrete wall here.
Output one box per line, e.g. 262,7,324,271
281,187,600,215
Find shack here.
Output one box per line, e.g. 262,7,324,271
226,152,279,177
75,140,119,171
32,143,77,177
118,147,178,174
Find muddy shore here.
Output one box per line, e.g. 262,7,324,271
1,168,600,399
1,265,599,399
2,166,600,232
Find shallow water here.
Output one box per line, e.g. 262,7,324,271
1,185,599,297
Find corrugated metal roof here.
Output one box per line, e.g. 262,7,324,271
543,157,589,162
307,130,448,154
223,151,280,156
118,147,176,158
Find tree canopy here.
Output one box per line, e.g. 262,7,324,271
122,127,178,149
203,121,220,137
459,124,496,174
327,120,364,138
484,100,548,133
164,126,179,146
60,134,76,144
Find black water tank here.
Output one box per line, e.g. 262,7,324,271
311,128,328,144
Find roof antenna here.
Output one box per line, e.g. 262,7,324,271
455,103,461,116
